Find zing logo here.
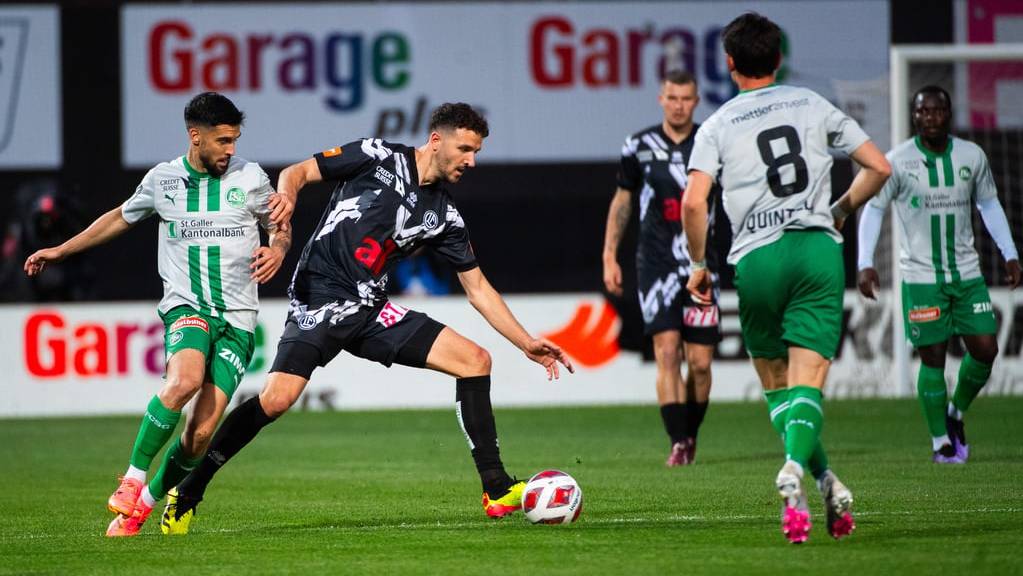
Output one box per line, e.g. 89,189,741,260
226,186,246,207
959,166,972,181
973,302,993,314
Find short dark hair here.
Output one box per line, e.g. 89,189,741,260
913,85,951,109
184,92,245,128
722,12,782,79
664,70,697,88
428,103,489,138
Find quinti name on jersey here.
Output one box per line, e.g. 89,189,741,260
171,316,210,333
908,307,941,323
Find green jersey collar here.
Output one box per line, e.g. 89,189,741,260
914,135,953,159
182,155,214,179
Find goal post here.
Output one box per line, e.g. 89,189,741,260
887,43,1023,396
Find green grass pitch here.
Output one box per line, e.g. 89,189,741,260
2,398,1021,575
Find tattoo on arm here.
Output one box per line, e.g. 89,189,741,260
271,227,292,254
605,191,632,252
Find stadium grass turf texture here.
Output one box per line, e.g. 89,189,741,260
1,398,1021,575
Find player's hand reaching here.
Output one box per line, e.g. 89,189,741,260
1007,259,1022,290
522,337,575,381
686,268,712,306
24,247,65,277
251,245,285,284
603,259,623,296
267,192,294,232
857,267,881,300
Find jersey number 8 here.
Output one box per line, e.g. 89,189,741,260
756,125,808,198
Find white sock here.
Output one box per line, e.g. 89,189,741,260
125,465,147,483
931,435,951,451
140,486,157,508
947,404,963,421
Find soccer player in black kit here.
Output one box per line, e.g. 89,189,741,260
602,71,721,467
161,103,574,533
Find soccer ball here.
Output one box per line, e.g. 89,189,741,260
521,470,583,525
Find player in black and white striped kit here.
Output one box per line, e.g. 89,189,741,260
602,71,721,467
163,103,574,532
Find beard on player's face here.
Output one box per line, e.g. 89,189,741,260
199,144,230,177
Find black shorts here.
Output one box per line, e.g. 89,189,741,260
637,266,722,345
270,300,446,379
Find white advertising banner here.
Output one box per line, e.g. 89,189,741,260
122,2,888,167
0,6,61,169
3,290,1021,418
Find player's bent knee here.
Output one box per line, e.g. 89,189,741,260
974,343,998,364
259,391,297,418
159,377,203,410
654,346,682,368
467,345,492,376
688,358,712,378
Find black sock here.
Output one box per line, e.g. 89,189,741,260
176,396,276,499
455,376,511,494
687,401,709,439
659,403,687,445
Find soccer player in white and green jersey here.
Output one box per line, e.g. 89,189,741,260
24,92,294,536
681,13,892,544
858,86,1021,464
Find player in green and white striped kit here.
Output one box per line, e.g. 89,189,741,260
857,86,1021,464
681,13,892,544
25,93,294,536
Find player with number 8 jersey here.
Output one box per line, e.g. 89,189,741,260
681,13,891,544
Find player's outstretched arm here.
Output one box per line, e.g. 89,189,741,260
602,188,632,296
681,170,713,306
271,157,324,230
24,205,132,277
830,141,892,227
457,267,574,380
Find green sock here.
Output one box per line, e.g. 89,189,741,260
764,389,829,479
916,364,948,437
148,437,203,501
783,386,824,469
952,353,992,412
128,396,181,471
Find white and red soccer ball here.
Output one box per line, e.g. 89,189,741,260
521,470,583,525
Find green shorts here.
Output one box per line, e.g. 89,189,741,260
902,278,997,348
734,230,845,360
160,305,255,398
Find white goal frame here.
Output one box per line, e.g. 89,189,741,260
888,44,1023,395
